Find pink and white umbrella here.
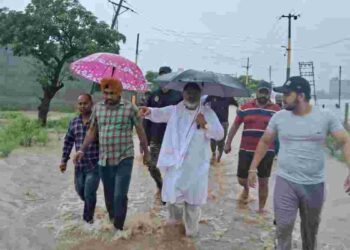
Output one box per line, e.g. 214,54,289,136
70,53,147,92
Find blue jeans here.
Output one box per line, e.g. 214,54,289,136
99,158,133,230
74,166,100,222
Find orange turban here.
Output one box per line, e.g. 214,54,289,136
100,77,123,94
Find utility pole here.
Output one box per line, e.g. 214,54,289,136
111,0,124,30
242,57,251,86
109,0,136,31
269,65,272,84
299,62,317,104
280,13,300,80
135,33,140,64
339,66,342,108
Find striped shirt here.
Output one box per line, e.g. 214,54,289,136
61,115,99,170
234,99,280,152
90,99,141,166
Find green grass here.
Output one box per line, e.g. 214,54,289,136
0,111,75,157
46,115,75,132
0,111,23,119
0,115,49,157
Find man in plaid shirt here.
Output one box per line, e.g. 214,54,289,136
60,94,100,224
74,78,150,233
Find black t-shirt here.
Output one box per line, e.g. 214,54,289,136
144,89,182,143
205,96,238,123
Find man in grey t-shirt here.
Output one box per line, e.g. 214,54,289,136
247,76,350,250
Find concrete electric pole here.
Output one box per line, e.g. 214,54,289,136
280,13,300,80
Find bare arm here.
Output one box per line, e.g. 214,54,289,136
330,129,350,194
249,129,276,172
223,121,241,154
135,123,149,155
135,122,151,165
226,122,240,146
247,129,276,188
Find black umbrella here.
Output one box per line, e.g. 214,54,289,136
154,69,250,97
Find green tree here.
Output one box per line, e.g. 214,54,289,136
0,0,125,125
237,75,261,92
145,70,160,92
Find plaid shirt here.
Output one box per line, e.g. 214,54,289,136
61,115,99,170
90,99,141,166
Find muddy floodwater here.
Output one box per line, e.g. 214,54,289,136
1,108,350,250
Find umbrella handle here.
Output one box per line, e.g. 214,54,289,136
90,82,96,95
111,66,116,77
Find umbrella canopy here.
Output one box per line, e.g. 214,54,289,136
70,53,147,92
154,69,250,97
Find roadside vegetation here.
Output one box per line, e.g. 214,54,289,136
0,111,73,157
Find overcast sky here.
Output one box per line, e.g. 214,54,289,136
1,0,350,91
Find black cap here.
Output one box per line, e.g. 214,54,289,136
273,76,310,96
159,66,172,75
257,80,272,91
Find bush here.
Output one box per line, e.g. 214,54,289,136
326,135,344,161
46,115,74,132
0,116,48,157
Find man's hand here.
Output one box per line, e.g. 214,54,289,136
73,151,84,165
139,106,151,117
248,171,257,188
224,143,231,154
59,163,67,173
344,174,350,195
143,150,151,165
196,113,207,129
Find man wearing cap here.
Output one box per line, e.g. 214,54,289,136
144,66,182,202
73,77,150,233
248,76,350,249
224,81,280,213
139,82,224,237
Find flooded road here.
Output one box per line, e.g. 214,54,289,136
0,107,350,249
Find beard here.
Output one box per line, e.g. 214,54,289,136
257,97,268,105
284,99,298,111
184,100,199,110
284,104,295,111
105,96,121,106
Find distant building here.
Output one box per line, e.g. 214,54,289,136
316,89,330,99
329,77,350,98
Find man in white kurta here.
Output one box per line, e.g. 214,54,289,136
140,82,224,237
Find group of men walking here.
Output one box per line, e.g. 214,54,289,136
60,67,350,249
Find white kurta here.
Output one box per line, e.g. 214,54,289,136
146,100,224,205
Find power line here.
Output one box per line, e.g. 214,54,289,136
296,37,350,51
109,0,136,31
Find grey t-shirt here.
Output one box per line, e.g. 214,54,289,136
267,107,344,184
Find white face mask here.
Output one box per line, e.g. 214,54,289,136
183,100,199,109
